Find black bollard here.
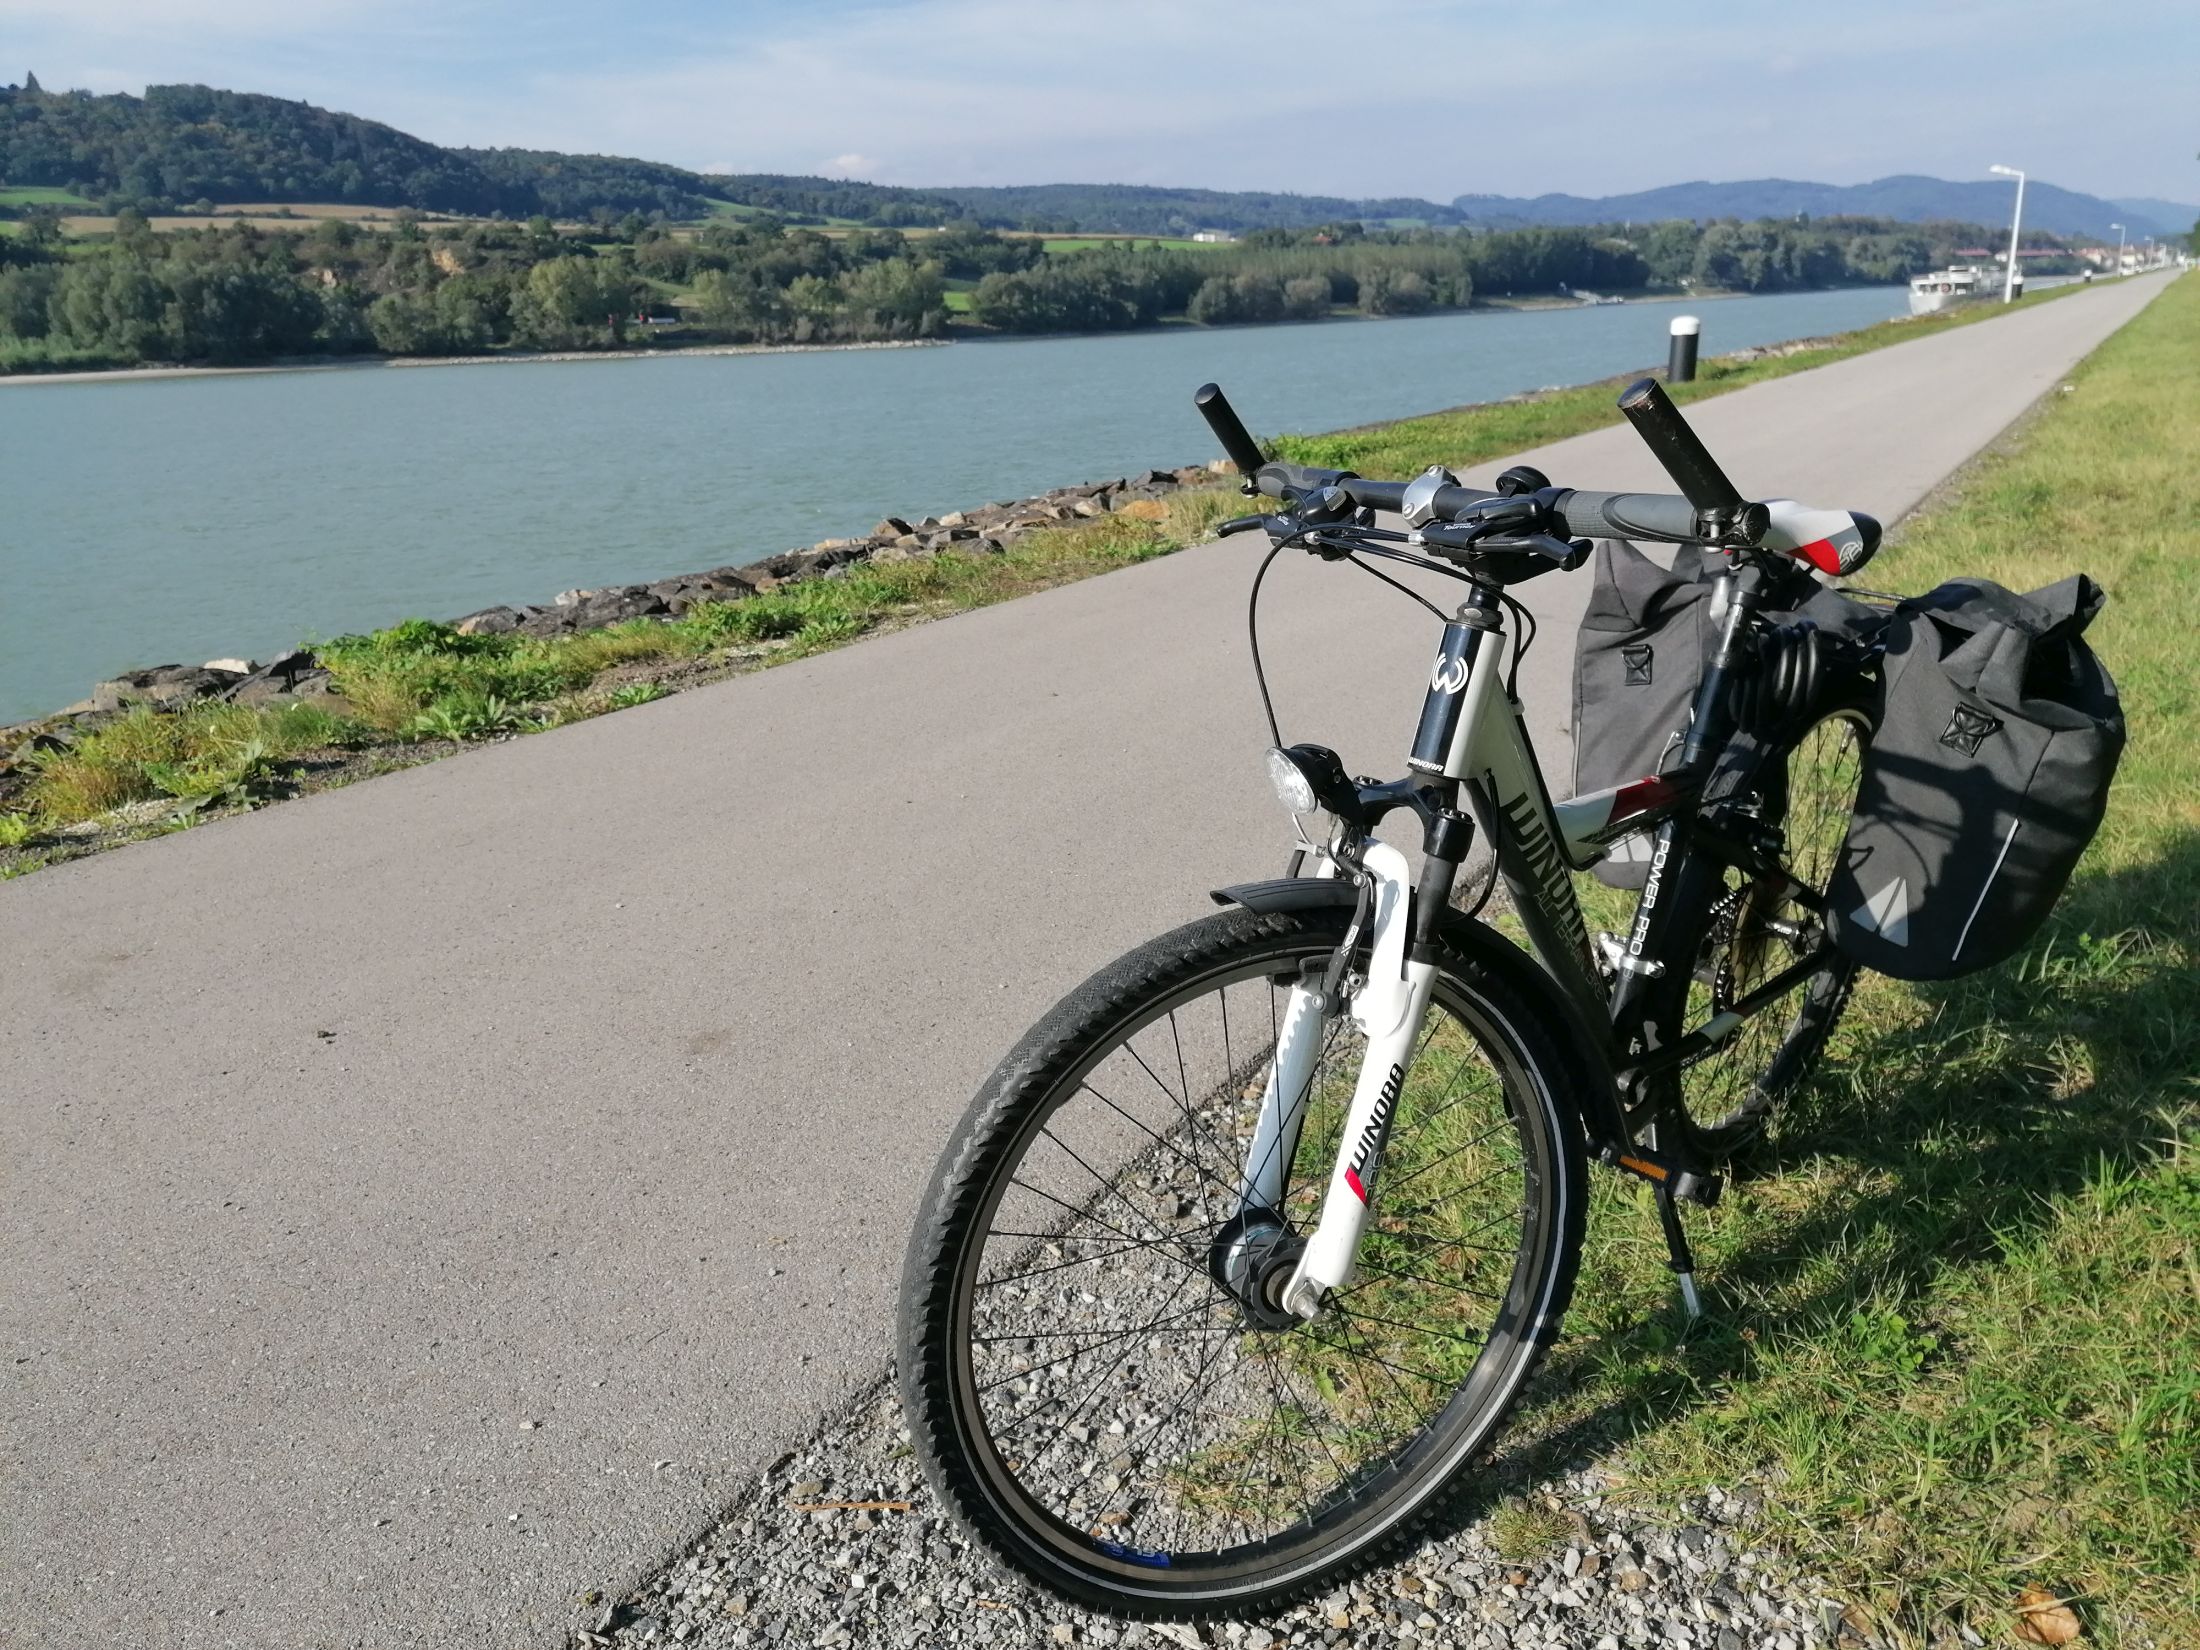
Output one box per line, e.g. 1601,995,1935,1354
1667,314,1701,383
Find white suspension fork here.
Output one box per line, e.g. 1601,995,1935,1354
1232,839,1436,1321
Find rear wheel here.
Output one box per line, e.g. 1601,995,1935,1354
1649,704,1872,1160
898,905,1588,1618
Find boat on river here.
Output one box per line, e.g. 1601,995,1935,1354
1908,265,2020,315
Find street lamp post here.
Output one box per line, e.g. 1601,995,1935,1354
1989,164,2025,302
2111,222,2126,275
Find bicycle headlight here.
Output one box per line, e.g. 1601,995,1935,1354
1265,746,1318,813
1264,743,1356,817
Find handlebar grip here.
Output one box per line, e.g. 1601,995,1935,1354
1254,461,1350,500
1616,377,1742,516
1555,490,1705,544
1193,382,1267,477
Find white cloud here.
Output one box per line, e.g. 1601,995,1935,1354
0,0,417,35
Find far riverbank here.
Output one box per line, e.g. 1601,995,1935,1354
0,335,949,389
0,284,1803,388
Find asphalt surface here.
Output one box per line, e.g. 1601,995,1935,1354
2,271,2173,1649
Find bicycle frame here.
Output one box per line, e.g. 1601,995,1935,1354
1251,563,1814,1317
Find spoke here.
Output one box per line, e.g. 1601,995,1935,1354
1256,1336,1361,1519
1004,1174,1205,1286
998,1267,1203,1455
1077,1076,1222,1201
1380,1118,1511,1198
1305,1317,1454,1389
1038,1123,1207,1266
1220,984,1235,1106
1402,1047,1502,1137
1323,1306,1437,1461
1375,1204,1519,1250
1241,1015,1347,1216
974,1305,1240,1348
1342,1254,1505,1308
1248,1338,1318,1533
1122,1036,1237,1198
976,1309,1237,1400
976,1233,1194,1291
1089,1312,1240,1530
1325,1292,1493,1344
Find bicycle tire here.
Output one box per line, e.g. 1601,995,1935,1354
898,904,1590,1618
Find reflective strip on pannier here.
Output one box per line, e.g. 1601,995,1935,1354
1826,573,2123,980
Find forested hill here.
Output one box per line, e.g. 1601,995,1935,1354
0,79,2173,238
1450,176,2173,241
0,84,727,216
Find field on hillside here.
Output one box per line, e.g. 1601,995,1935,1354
1036,234,1217,253
0,184,94,207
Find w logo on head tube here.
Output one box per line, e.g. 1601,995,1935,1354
1430,653,1469,694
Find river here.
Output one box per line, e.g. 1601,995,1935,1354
0,285,1909,722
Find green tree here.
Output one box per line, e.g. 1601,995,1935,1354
111,206,156,256
838,257,946,338
782,272,842,340
365,290,442,354
1358,266,1432,315
52,256,169,357
1281,275,1330,320
1188,272,1285,325
508,254,635,348
433,273,508,350
0,263,60,339
161,264,323,361
19,206,65,250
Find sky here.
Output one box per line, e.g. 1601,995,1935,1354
5,0,2196,207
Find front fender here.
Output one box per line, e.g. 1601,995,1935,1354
1209,877,1355,915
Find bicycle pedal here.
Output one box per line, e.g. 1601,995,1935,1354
1674,1169,1722,1208
1610,1149,1718,1208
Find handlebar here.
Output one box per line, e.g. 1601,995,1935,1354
1615,377,1743,519
1250,462,1720,550
1192,382,1266,477
1193,376,1877,574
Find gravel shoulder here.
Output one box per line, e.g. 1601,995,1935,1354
596,1363,1869,1650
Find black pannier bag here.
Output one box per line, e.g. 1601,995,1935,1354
1826,574,2124,980
1572,539,1714,887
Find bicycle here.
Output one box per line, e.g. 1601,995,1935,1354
899,375,1887,1618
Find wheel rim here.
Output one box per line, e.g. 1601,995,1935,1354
1675,708,1868,1135
945,936,1555,1587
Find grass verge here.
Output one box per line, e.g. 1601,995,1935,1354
0,275,2145,879
1497,269,2196,1648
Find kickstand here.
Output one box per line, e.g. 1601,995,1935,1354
1654,1181,1703,1323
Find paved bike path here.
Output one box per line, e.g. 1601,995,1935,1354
2,271,2172,1648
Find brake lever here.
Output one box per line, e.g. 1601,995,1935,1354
1508,532,1593,570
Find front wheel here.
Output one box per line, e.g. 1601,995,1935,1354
898,904,1589,1619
